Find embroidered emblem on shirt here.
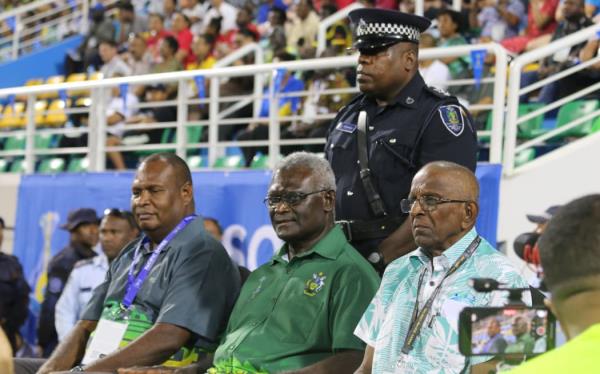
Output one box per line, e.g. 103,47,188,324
304,272,326,296
438,105,464,137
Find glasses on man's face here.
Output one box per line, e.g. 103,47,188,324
104,208,135,221
264,189,330,208
400,196,471,213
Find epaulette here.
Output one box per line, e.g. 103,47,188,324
425,85,452,99
73,258,94,268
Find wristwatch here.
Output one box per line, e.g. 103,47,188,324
70,365,85,372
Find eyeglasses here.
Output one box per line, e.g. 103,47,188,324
103,208,138,228
400,196,472,213
264,189,330,208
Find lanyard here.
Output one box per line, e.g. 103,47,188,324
401,235,481,355
122,215,196,309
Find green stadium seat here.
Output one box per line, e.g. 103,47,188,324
4,134,25,150
479,112,493,143
250,154,270,169
9,159,25,173
187,155,206,169
593,115,600,134
213,155,245,169
35,133,54,149
0,158,7,172
38,158,65,173
555,100,600,138
514,148,536,167
67,157,89,172
517,103,546,139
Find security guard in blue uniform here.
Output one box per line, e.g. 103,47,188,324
325,8,477,272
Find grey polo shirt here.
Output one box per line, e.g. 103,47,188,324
81,216,241,364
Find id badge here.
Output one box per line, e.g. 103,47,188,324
81,318,128,365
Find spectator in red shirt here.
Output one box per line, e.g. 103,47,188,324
171,12,196,67
222,5,260,51
502,0,560,53
146,13,173,63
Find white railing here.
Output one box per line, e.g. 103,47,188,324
503,23,600,176
0,43,508,173
0,0,92,61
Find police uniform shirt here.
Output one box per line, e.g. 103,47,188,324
55,253,109,341
325,72,477,254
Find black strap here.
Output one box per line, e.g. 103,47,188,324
401,236,482,354
356,111,387,218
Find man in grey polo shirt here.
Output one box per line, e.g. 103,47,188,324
15,153,241,374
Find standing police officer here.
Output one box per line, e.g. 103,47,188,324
325,8,477,271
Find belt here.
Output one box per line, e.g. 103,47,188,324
336,215,405,242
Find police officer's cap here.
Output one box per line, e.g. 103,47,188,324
349,8,431,52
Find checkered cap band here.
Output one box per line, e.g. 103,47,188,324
356,22,420,42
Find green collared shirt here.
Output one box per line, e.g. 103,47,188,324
211,225,380,373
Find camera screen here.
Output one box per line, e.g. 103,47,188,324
465,307,552,356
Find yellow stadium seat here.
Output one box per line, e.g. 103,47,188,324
39,75,65,99
0,102,26,128
45,100,68,127
16,78,44,101
67,73,89,97
88,72,103,80
34,100,48,125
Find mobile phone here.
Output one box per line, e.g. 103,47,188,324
458,306,556,356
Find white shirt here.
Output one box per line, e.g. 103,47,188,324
420,60,451,91
107,92,140,137
55,253,109,341
201,1,238,33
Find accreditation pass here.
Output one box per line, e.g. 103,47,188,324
81,318,128,365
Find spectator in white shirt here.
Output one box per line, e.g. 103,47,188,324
202,0,239,34
99,40,133,78
55,210,139,341
418,33,451,91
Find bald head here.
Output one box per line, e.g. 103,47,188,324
408,161,479,254
142,152,193,188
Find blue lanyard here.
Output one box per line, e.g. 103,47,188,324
122,215,196,309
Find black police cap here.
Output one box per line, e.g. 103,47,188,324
349,8,431,51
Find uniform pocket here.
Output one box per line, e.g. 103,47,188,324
326,129,355,182
370,133,414,183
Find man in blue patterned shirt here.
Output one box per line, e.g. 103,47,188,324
354,161,530,374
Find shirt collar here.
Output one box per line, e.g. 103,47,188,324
271,225,346,265
361,72,426,110
93,252,110,269
409,227,479,268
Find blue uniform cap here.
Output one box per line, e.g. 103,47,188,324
349,8,431,52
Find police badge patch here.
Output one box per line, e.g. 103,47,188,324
438,105,464,137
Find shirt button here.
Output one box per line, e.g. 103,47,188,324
347,191,354,196
369,126,374,131
430,281,435,286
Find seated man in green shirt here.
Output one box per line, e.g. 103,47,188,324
509,195,600,373
505,317,535,354
152,151,379,374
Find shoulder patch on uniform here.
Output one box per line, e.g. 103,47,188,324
426,85,451,98
438,105,464,137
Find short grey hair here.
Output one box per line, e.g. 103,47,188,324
273,152,336,191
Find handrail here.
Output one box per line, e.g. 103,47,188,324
0,0,60,21
503,23,600,176
0,43,508,173
316,3,363,56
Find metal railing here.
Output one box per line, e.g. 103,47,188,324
0,0,89,61
0,43,508,173
503,24,600,176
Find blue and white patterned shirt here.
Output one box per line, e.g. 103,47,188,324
354,228,530,374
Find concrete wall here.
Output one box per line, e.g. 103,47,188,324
498,131,600,277
0,173,21,254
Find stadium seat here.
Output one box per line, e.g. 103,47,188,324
213,155,245,169
514,148,536,167
0,102,26,128
35,133,54,149
34,100,48,125
555,100,600,138
0,158,7,172
88,72,103,80
187,155,206,169
479,113,493,143
9,158,25,173
38,157,65,173
45,100,68,127
250,154,270,169
39,75,65,99
517,103,547,139
4,134,25,150
67,157,89,172
66,73,89,97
